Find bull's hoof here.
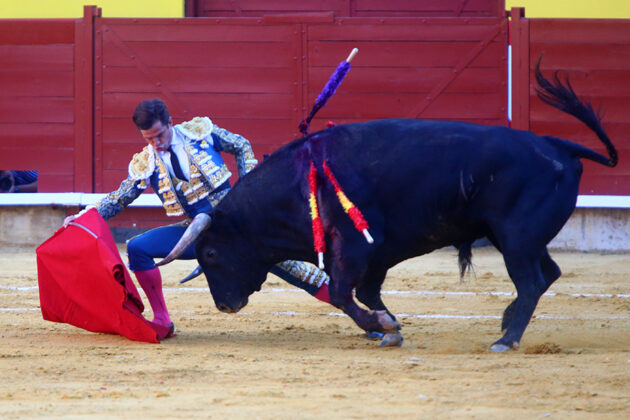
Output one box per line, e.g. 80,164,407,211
366,331,384,340
379,332,403,348
371,310,401,332
490,340,520,352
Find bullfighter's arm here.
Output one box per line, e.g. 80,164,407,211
211,126,258,176
92,177,144,220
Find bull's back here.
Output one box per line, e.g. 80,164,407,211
317,119,578,253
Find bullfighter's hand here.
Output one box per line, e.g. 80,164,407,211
63,214,78,228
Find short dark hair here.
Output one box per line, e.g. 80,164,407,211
132,98,170,130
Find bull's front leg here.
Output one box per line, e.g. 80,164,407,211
327,261,402,347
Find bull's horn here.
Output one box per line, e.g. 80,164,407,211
155,213,211,266
179,265,203,284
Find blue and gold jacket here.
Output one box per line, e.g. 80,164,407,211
93,117,329,288
95,117,258,220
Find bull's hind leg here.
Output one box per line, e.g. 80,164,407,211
501,248,561,332
492,252,550,352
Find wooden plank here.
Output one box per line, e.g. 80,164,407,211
102,93,296,119
0,70,73,97
0,123,74,147
527,69,630,97
38,175,74,193
0,20,74,45
102,170,133,192
74,6,98,193
308,40,506,67
530,44,630,71
0,97,74,123
0,45,74,72
308,116,505,126
262,12,335,24
103,67,296,93
405,23,505,118
105,206,178,230
311,92,504,120
530,97,630,124
197,0,349,16
309,66,505,94
102,40,297,68
510,8,529,130
186,0,197,17
308,22,506,42
353,0,503,16
94,18,106,192
102,144,141,170
530,19,630,44
579,174,630,195
0,147,72,174
107,22,295,42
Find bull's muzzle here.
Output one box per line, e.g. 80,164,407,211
155,213,212,266
216,303,238,313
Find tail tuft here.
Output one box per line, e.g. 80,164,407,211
456,241,474,281
535,54,617,167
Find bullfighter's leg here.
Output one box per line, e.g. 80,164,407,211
501,248,561,332
269,261,331,303
492,252,548,352
127,224,197,335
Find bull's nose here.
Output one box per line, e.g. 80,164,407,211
217,303,234,313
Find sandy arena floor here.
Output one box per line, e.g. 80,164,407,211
1,244,629,419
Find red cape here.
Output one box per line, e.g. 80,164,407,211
36,209,171,343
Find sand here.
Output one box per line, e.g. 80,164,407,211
1,245,629,419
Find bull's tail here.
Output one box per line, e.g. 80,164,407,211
535,55,618,168
455,241,474,281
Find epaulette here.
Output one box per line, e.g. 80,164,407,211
177,117,214,141
128,145,156,181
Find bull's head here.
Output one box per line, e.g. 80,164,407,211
195,212,270,313
155,210,269,313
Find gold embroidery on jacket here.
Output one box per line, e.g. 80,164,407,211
156,158,185,217
184,143,232,189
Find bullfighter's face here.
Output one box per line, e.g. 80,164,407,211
140,118,173,152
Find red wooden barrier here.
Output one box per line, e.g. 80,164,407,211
0,19,76,192
187,0,506,18
93,16,507,197
511,8,630,195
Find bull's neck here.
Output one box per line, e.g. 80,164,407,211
224,173,316,267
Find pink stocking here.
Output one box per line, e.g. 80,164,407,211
134,267,172,328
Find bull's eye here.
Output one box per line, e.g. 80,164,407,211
205,249,218,260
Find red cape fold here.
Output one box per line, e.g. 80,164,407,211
36,208,171,343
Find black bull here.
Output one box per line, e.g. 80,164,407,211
193,64,618,351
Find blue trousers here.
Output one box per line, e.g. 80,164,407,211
127,223,321,297
127,224,195,271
